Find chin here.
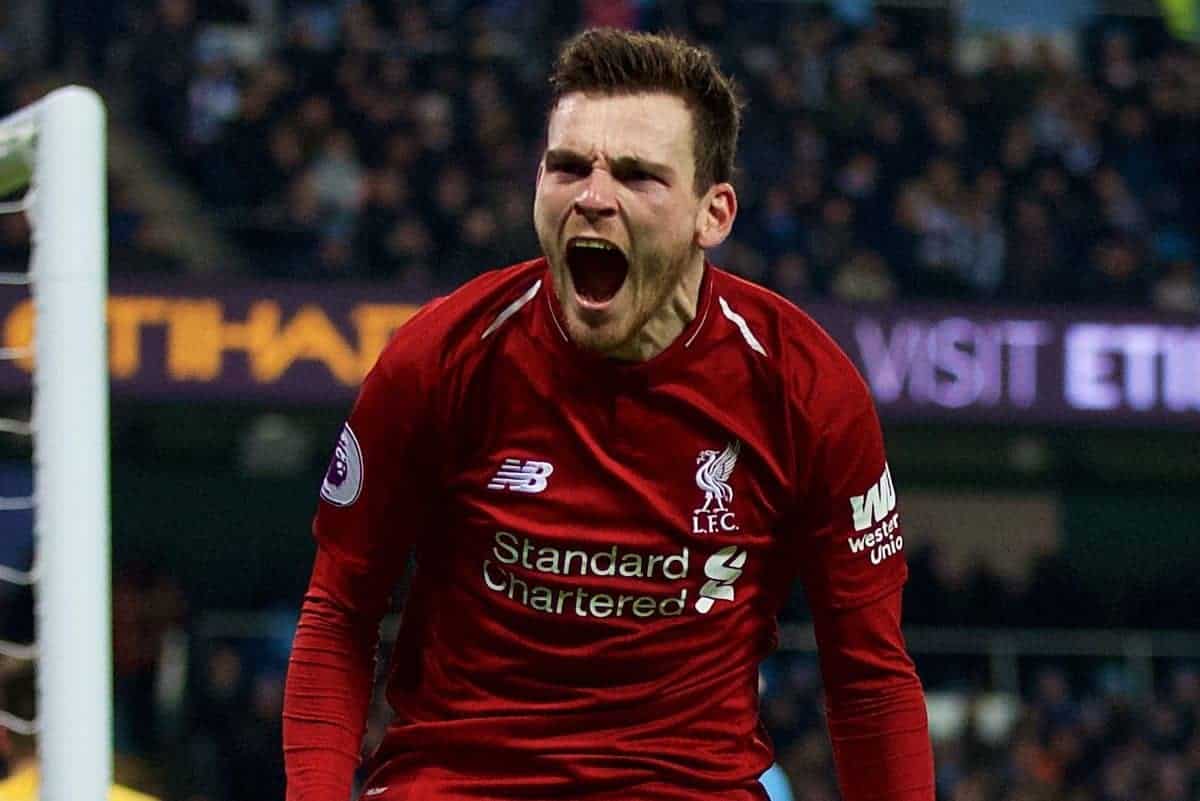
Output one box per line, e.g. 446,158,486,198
565,306,644,355
565,315,625,354
552,279,627,351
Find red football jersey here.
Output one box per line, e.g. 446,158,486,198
285,258,919,801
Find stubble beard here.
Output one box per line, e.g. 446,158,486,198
552,245,693,360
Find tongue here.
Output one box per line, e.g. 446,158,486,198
570,248,627,303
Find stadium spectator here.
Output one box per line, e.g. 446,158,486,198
131,0,196,151
1152,253,1200,312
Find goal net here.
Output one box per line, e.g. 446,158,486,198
0,86,111,801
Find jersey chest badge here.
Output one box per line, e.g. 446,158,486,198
692,440,741,534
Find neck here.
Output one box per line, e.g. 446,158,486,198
608,253,705,361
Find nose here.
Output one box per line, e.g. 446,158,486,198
573,168,617,222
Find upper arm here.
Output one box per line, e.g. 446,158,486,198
795,371,907,612
311,346,440,613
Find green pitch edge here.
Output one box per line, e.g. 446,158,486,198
0,123,35,198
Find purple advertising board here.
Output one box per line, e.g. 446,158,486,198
0,280,1195,428
807,302,1200,428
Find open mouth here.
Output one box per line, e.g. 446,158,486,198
566,237,628,306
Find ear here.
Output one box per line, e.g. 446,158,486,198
695,182,737,249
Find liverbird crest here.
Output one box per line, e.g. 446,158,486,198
694,440,741,514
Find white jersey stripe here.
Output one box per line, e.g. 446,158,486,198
718,296,767,357
482,280,542,340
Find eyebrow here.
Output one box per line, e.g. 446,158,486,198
544,148,676,180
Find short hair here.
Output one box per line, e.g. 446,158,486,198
548,28,743,193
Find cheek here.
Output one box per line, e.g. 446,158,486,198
647,191,696,233
639,201,696,258
532,190,555,232
534,182,572,222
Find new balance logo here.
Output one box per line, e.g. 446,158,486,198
850,463,896,532
487,458,554,493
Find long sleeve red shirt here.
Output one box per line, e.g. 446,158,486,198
283,260,934,800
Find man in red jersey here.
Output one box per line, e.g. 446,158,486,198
284,28,934,801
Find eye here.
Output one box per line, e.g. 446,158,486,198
550,161,589,177
618,167,662,186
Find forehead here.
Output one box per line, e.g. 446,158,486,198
546,92,694,169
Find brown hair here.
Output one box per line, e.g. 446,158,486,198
548,28,743,193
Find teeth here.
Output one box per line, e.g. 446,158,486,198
572,239,616,251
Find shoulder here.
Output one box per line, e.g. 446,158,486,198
708,267,870,420
374,258,547,381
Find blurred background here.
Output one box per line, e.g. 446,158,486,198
0,0,1198,799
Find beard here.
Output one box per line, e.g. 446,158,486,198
544,239,695,360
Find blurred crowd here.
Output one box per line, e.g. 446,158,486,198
113,0,1200,308
759,658,1200,801
0,50,183,275
902,544,1196,631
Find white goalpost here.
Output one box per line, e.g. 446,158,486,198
0,86,111,801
